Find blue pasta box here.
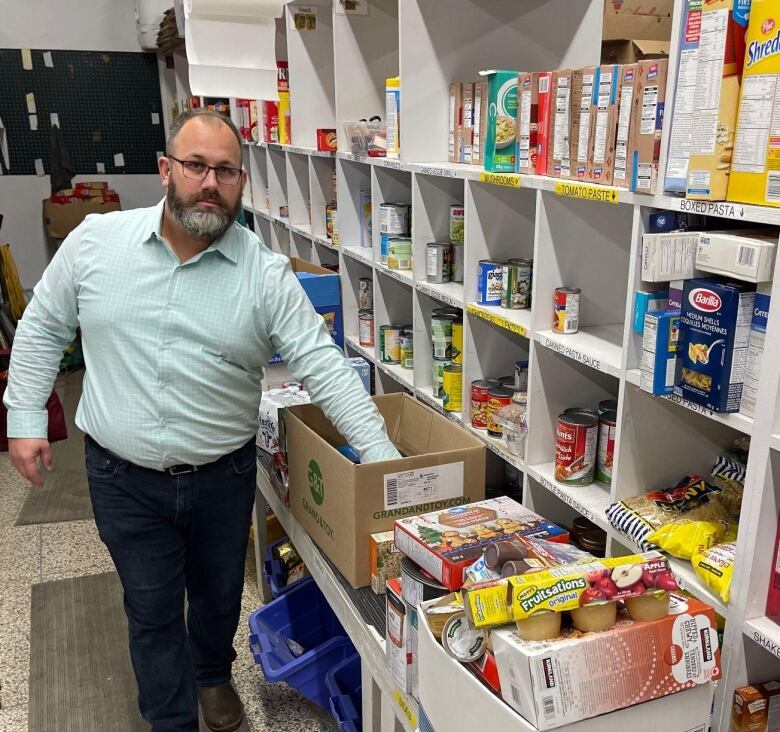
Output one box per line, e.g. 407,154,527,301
640,309,681,396
633,290,669,333
679,278,756,413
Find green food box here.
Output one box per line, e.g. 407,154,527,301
479,69,521,173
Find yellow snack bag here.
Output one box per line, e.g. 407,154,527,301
691,541,736,604
646,516,731,560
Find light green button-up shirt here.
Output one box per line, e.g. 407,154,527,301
4,199,399,469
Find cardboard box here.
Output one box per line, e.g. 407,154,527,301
43,197,122,239
628,59,669,193
386,578,413,693
729,0,780,207
641,231,701,281
740,283,771,418
418,596,716,732
648,210,705,233
602,0,674,42
472,81,488,167
569,67,596,180
601,39,670,65
613,64,639,188
547,69,572,178
587,65,620,184
448,82,462,163
494,593,720,730
370,530,402,595
641,309,681,396
730,681,780,732
536,71,553,176
695,231,777,283
480,70,521,172
685,1,751,200
679,278,756,413
633,289,669,333
517,72,539,175
394,497,568,590
287,393,485,587
461,82,475,164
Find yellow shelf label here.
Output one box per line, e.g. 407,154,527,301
467,304,528,337
554,181,619,204
394,690,418,728
479,171,521,188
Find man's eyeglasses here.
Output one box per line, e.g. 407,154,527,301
168,155,243,186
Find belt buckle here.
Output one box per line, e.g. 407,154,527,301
167,464,197,476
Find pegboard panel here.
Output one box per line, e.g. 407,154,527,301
0,48,165,176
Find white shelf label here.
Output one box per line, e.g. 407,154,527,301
752,629,780,659
539,337,604,373
418,165,458,178
382,159,404,170
417,283,460,306
675,198,747,219
536,473,598,525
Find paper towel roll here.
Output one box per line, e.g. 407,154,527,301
185,16,277,69
185,0,284,22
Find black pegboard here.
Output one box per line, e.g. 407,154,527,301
0,48,165,176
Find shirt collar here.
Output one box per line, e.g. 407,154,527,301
143,198,240,265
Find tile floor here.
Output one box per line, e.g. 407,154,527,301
0,450,335,732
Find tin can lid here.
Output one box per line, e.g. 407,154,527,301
564,407,598,419
472,379,501,388
443,364,462,373
508,257,534,265
556,286,581,294
598,399,618,414
600,409,617,424
487,387,514,398
432,312,459,322
559,412,598,427
358,309,374,316
442,613,487,663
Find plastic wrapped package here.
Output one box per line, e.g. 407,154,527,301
691,541,736,604
491,401,528,457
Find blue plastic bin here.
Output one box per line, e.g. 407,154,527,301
263,537,306,599
248,577,355,710
325,653,362,731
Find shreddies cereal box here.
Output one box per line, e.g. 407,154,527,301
729,0,780,207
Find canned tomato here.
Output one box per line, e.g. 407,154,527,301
598,399,618,415
379,203,410,235
380,233,392,265
358,310,374,346
596,409,616,484
388,238,412,270
502,259,533,310
486,387,513,437
379,324,402,364
358,277,373,310
555,412,598,486
451,319,463,364
427,242,453,284
431,313,457,359
471,379,500,429
553,287,580,334
451,243,464,283
450,205,464,244
477,260,504,306
325,205,336,240
400,328,414,369
432,359,453,398
442,364,462,412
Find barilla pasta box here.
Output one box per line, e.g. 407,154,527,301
628,59,669,193
517,72,539,174
685,0,751,200
613,64,639,188
547,69,572,178
679,278,756,412
729,0,780,206
480,70,521,172
393,497,568,590
569,67,596,180
587,64,620,184
536,71,554,176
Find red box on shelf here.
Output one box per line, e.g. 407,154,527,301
317,129,337,152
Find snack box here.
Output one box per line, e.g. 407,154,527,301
729,0,780,207
587,64,620,184
569,66,596,180
370,530,402,595
448,82,462,163
393,497,568,590
547,69,572,178
480,70,521,173
493,593,721,731
613,64,639,189
679,278,756,412
517,72,539,175
694,230,777,283
628,58,668,193
536,71,554,176
731,681,780,732
640,309,681,396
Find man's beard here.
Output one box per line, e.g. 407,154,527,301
166,178,239,240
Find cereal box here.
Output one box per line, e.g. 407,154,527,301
587,65,620,184
547,69,572,178
628,59,669,193
494,593,720,731
480,70,521,173
614,64,639,188
448,83,462,163
569,67,596,180
685,0,752,200
729,0,780,207
679,278,756,413
393,497,568,590
740,283,771,417
517,72,539,175
536,71,554,176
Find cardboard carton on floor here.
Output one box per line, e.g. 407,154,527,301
286,393,485,587
43,197,121,239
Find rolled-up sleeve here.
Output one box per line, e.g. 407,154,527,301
263,256,400,463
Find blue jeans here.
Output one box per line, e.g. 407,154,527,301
85,435,256,732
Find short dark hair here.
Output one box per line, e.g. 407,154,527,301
166,108,242,159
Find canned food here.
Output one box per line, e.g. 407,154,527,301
555,412,598,486
358,310,374,347
360,190,372,248
432,359,453,398
442,613,487,663
486,386,513,437
325,205,336,239
471,379,500,429
502,258,533,310
515,360,529,391
498,375,515,387
380,233,392,265
379,203,410,235
450,205,465,244
598,399,618,415
442,364,462,412
426,242,453,284
596,409,616,484
431,313,457,359
451,320,463,364
379,324,402,364
553,287,581,334
451,243,464,283
400,328,414,369
477,260,504,306
388,238,412,270
358,277,373,310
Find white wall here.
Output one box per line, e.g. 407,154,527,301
0,0,165,288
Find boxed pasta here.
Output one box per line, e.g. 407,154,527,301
628,59,669,193
641,231,701,281
536,71,554,176
547,69,572,178
569,67,596,180
449,83,462,163
613,64,639,188
640,309,681,396
517,72,539,175
587,64,620,184
740,283,771,418
480,69,520,173
694,230,777,283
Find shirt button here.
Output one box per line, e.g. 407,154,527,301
166,304,172,311
160,381,167,389
161,419,167,428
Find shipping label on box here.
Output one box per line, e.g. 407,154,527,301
536,72,553,176
480,69,520,172
642,231,701,281
629,59,668,193
569,67,596,180
740,284,771,418
679,278,756,413
695,230,777,282
614,64,639,188
548,70,571,178
448,83,462,163
729,0,780,207
587,65,620,184
641,309,681,396
517,72,538,175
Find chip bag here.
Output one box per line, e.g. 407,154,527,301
691,541,736,604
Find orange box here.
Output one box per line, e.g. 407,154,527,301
730,681,780,732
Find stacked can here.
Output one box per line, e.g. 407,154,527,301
358,277,373,310
358,310,374,347
431,308,463,402
502,258,533,309
400,328,413,370
449,205,464,283
379,324,402,364
379,203,411,266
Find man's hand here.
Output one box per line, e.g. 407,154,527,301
9,438,52,487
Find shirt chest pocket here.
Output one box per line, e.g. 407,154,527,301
202,346,262,385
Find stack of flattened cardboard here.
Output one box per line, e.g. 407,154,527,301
601,0,672,65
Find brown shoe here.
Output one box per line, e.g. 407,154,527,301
198,683,245,732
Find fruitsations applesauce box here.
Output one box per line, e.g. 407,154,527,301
729,0,780,207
